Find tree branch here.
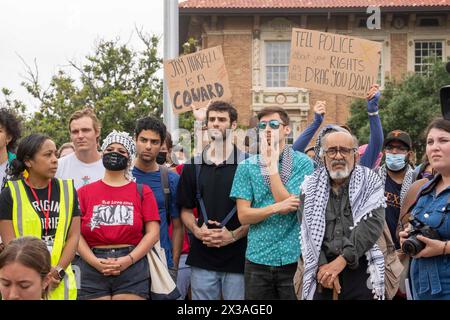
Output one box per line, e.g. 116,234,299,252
16,53,48,103
68,59,100,99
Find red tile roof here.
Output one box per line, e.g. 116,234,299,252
179,0,450,9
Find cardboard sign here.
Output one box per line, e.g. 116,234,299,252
288,28,382,98
164,46,232,114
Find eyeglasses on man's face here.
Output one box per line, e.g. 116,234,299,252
322,146,357,158
385,144,409,153
257,120,285,130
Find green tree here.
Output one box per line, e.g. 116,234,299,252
177,36,205,134
2,29,163,148
348,60,450,160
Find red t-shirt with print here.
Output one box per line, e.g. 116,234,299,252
78,180,160,248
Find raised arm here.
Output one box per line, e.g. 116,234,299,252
360,85,384,169
293,101,326,152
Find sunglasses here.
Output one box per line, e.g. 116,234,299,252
257,120,285,130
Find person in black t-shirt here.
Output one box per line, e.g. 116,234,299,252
377,130,415,249
0,134,80,298
177,101,249,300
0,178,80,251
376,130,415,299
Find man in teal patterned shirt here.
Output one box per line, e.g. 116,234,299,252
230,106,313,300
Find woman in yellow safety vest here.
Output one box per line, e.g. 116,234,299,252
0,133,80,300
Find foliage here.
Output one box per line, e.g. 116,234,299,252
1,29,163,148
347,60,450,160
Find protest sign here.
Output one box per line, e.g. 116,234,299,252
164,46,232,114
288,28,381,98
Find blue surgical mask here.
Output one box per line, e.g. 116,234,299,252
385,153,407,171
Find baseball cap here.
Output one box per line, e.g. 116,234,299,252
383,130,412,150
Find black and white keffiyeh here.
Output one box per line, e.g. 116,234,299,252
101,130,136,157
376,164,414,206
300,165,387,300
258,144,293,187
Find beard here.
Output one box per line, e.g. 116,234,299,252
328,159,352,180
208,128,230,141
329,168,351,180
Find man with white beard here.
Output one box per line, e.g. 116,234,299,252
299,131,386,300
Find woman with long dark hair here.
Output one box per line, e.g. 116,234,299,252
0,133,80,300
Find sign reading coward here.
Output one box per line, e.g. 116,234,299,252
164,46,232,114
288,28,381,98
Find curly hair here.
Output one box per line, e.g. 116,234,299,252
0,108,21,152
134,116,167,144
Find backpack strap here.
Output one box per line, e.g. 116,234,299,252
159,165,171,225
136,183,144,236
194,163,209,226
396,178,431,238
137,182,144,201
411,165,421,182
219,206,237,227
193,153,240,228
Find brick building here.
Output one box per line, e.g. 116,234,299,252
179,0,450,142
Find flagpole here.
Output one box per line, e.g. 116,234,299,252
163,0,179,135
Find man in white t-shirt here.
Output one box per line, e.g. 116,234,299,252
56,108,105,190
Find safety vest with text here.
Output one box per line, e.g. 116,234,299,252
7,179,77,300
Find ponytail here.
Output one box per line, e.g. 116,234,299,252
8,158,26,180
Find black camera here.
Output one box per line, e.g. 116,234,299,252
402,217,441,256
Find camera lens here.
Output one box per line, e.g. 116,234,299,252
402,236,425,256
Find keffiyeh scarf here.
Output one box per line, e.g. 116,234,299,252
300,165,387,300
258,145,293,187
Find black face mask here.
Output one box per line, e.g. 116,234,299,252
156,152,167,165
103,152,128,171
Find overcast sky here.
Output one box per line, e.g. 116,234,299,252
0,0,165,111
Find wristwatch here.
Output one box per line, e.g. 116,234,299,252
55,266,66,280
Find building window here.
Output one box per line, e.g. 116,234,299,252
265,41,290,87
418,17,440,27
414,41,443,75
357,18,367,28
417,15,443,27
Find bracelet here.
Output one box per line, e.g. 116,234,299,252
367,111,379,116
229,230,237,241
128,254,135,265
443,241,448,256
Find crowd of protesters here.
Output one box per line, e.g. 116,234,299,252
0,82,449,300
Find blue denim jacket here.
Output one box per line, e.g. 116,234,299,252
410,175,450,300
